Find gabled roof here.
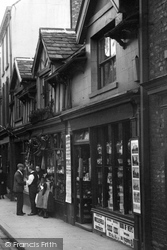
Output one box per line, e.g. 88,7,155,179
42,29,82,60
33,28,83,75
10,58,34,91
16,58,34,80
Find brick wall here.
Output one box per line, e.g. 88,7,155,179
148,0,167,248
149,0,167,80
71,0,82,29
149,94,167,250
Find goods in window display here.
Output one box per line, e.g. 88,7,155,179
74,141,92,223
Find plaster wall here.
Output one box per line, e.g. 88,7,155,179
71,5,139,108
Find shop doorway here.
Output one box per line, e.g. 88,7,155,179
74,143,92,225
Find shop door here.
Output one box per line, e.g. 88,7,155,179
74,144,92,224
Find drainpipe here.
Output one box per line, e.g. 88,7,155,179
139,0,151,249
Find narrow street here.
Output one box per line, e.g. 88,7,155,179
0,198,131,250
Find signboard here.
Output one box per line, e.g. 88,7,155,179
106,218,120,241
120,222,134,248
130,138,141,214
93,213,105,233
65,134,72,203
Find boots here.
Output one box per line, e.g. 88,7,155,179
43,209,48,218
38,209,43,216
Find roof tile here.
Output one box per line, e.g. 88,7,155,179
16,59,33,79
41,30,82,60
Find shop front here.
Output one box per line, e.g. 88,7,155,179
66,95,141,249
24,121,66,219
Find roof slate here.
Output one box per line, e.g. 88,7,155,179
16,59,33,79
41,31,82,60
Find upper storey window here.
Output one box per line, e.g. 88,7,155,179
98,37,116,89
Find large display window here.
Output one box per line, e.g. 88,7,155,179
94,121,132,215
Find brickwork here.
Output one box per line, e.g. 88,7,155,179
149,0,167,80
149,94,167,250
148,0,167,249
71,0,82,29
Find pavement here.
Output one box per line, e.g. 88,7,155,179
0,197,132,250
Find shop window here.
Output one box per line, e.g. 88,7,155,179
95,121,132,215
98,37,116,89
54,133,65,202
74,129,92,224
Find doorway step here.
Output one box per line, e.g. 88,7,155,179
75,222,92,232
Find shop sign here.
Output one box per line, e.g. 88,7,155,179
65,134,72,203
93,213,105,233
106,218,120,241
120,222,134,248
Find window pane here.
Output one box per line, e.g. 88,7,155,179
98,37,116,88
102,57,116,86
110,39,116,57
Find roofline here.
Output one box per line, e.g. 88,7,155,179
75,0,90,44
14,58,22,83
46,45,86,82
76,1,114,44
0,7,12,45
32,28,78,76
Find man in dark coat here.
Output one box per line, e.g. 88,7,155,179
13,163,26,216
26,164,38,216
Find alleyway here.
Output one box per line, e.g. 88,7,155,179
0,197,132,250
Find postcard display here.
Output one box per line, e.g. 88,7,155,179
130,138,141,214
93,139,141,248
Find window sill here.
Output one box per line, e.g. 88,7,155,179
91,207,134,222
89,81,118,99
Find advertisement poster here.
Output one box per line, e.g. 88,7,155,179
131,138,141,214
65,134,72,203
106,218,120,241
120,222,134,248
93,213,105,233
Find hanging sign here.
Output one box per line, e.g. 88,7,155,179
130,138,141,214
65,134,72,203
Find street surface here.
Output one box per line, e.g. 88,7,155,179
0,229,18,250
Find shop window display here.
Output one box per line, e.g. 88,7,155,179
24,133,65,203
95,121,132,215
74,130,92,224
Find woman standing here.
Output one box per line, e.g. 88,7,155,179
0,168,7,199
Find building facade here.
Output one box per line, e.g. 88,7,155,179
1,0,167,250
0,0,82,192
140,0,167,249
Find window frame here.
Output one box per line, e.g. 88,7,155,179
93,120,133,216
97,36,116,90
